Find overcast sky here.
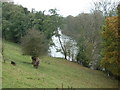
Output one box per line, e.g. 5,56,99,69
13,0,118,17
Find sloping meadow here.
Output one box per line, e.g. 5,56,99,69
2,41,119,88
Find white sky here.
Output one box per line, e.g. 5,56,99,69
13,0,118,17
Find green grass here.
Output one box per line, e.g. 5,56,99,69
2,41,119,88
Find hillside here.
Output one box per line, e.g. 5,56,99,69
2,41,119,88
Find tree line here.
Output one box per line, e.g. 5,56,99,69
2,2,63,43
62,0,120,78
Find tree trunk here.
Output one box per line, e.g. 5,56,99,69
64,53,67,60
57,35,67,60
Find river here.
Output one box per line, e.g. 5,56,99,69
48,29,78,61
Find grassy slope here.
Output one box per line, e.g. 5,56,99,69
2,41,119,88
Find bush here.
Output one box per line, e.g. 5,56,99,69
21,30,48,57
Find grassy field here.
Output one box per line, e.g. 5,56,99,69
2,41,119,88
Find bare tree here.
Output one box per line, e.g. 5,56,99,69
55,29,77,61
90,0,119,17
0,0,13,2
56,33,67,60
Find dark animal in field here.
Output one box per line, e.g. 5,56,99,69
32,57,40,69
31,56,36,64
11,61,16,66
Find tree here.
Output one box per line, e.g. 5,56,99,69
62,13,104,69
118,3,120,15
2,2,63,44
55,29,77,61
90,0,119,17
21,30,48,67
44,9,64,39
55,31,67,60
30,8,64,40
101,15,120,76
2,2,30,43
76,39,89,67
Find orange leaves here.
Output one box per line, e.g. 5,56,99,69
101,16,120,76
105,16,119,37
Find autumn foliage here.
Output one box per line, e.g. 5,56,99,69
101,15,120,76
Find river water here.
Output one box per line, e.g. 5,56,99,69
48,29,78,61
